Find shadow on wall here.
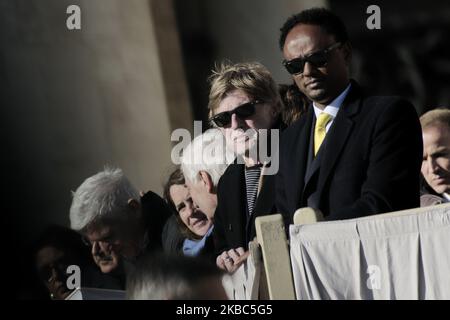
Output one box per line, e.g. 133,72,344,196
331,0,450,115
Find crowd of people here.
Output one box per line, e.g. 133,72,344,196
28,7,449,300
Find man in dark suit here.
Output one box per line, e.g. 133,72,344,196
208,61,286,273
276,8,423,221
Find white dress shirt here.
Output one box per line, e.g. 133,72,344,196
313,83,351,133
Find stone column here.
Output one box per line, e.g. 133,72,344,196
0,0,192,239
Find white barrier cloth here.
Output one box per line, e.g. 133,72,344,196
290,204,450,300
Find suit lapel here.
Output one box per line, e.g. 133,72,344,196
303,118,319,190
315,82,362,204
252,171,273,217
291,107,314,209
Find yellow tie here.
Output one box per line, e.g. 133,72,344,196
314,113,332,156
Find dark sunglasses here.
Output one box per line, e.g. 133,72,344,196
283,42,342,75
210,100,262,128
81,234,117,247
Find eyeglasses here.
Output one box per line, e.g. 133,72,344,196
209,100,262,128
283,42,342,75
81,235,118,247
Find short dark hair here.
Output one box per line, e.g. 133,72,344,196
162,168,200,240
279,7,349,51
33,224,91,264
163,168,185,213
278,83,309,125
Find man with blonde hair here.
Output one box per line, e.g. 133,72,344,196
420,108,450,206
207,61,287,273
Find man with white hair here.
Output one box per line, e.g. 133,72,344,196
70,167,171,274
180,129,234,257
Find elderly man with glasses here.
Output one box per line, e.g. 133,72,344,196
69,167,171,275
276,7,423,222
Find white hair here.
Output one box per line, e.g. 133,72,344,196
69,167,140,231
126,253,223,300
128,277,193,300
180,129,235,187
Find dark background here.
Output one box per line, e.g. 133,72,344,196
174,0,450,122
2,0,449,299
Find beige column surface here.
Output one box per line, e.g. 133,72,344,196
1,0,192,233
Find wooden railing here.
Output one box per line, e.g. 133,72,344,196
252,202,450,300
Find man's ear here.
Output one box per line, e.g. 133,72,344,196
199,171,214,193
127,198,141,212
342,42,352,65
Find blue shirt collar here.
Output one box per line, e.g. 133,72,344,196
182,226,214,257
